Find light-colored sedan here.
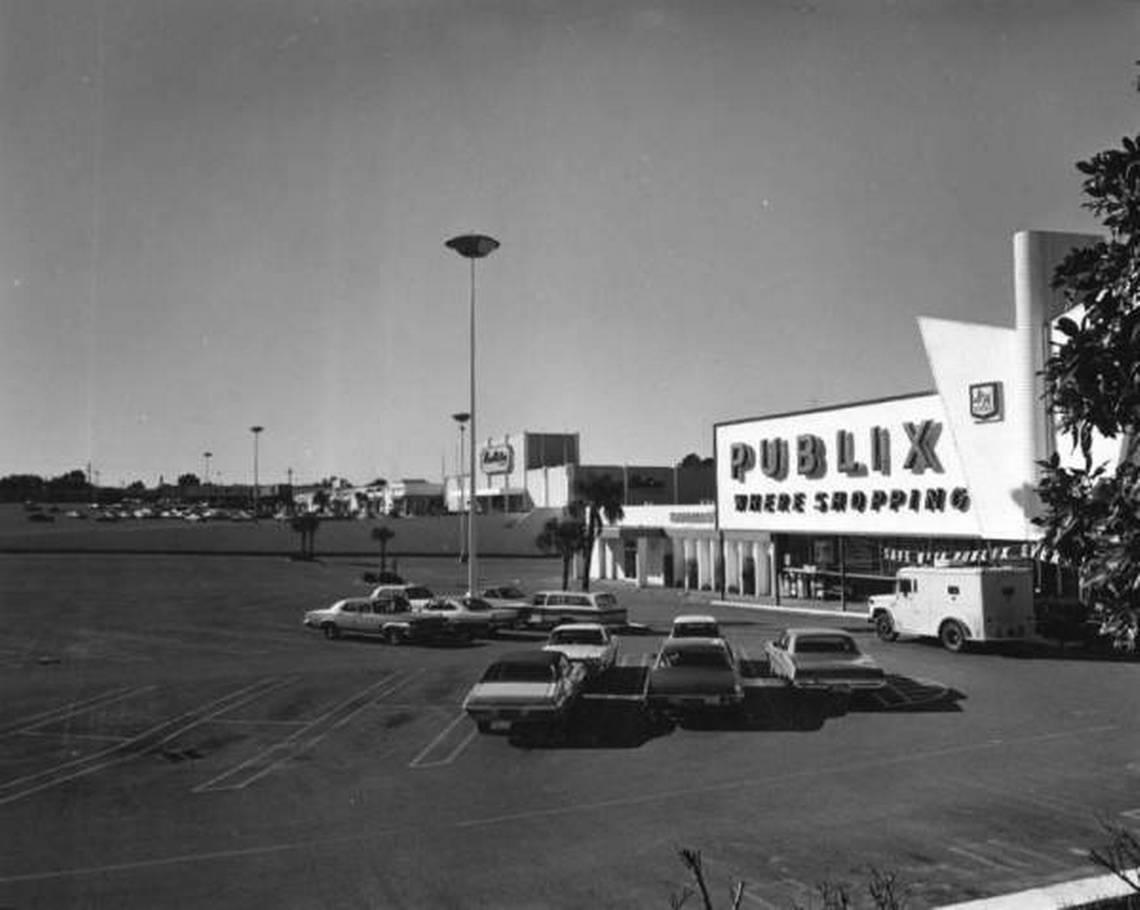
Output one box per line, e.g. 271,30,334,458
542,623,618,675
302,596,455,644
764,628,886,691
417,596,513,637
668,614,721,640
463,650,586,736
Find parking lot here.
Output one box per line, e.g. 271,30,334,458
1,553,1138,908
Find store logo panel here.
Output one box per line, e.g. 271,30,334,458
480,443,514,475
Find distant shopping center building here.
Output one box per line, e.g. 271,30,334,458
442,432,714,514
591,230,1112,602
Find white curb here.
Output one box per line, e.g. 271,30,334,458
711,599,870,620
936,869,1139,909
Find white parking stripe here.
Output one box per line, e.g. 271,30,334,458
409,713,477,769
947,844,1015,870
194,671,424,792
0,686,154,736
0,677,290,806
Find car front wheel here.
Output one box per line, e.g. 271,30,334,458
322,623,340,641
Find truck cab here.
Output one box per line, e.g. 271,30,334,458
868,565,1035,652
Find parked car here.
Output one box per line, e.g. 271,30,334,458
462,650,587,736
417,596,513,638
668,614,721,639
369,584,434,610
302,596,457,645
764,628,886,691
526,590,627,629
480,585,530,622
646,637,744,717
542,623,618,675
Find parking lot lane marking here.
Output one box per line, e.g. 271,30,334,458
232,672,426,789
947,844,1016,871
0,677,291,807
409,713,477,769
1121,808,1140,820
209,718,309,727
0,686,153,737
985,838,1066,867
193,671,424,793
17,730,131,743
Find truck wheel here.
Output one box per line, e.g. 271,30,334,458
874,613,898,642
939,620,968,652
476,720,492,734
322,623,340,641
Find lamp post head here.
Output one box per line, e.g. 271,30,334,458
250,425,264,435
445,234,499,259
451,411,470,425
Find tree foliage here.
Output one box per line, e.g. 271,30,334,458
371,525,395,571
1037,75,1140,646
574,474,625,591
535,515,584,591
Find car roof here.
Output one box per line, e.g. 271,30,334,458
549,623,606,632
784,627,853,637
673,614,718,624
661,636,728,650
493,650,566,667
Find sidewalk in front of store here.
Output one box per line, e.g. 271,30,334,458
710,593,871,620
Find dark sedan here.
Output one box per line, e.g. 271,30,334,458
646,637,744,718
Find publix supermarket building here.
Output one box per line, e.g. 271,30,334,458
592,230,1108,604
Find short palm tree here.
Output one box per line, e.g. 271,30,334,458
290,512,321,560
535,515,585,591
371,525,395,572
573,475,625,591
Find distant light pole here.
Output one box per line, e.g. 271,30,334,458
203,452,212,487
446,233,499,596
250,426,264,516
452,411,470,562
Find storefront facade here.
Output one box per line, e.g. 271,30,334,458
591,230,1103,602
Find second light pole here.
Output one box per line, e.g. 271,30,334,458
445,233,499,596
250,425,264,517
452,411,470,562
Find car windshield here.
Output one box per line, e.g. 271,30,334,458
594,593,617,607
462,599,491,611
482,661,555,683
405,587,432,600
550,629,604,645
795,636,857,654
489,587,524,599
660,646,730,669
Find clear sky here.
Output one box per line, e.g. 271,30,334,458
2,0,1137,488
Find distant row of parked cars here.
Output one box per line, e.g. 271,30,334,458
302,582,629,644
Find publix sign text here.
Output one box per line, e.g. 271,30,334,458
728,419,971,517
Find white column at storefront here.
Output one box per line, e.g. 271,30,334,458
699,537,712,590
682,538,693,590
753,540,771,597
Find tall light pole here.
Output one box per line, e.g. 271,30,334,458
203,452,212,488
250,426,264,516
446,233,499,596
452,411,470,562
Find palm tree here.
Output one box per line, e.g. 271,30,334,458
574,474,625,591
371,525,395,572
535,515,584,591
290,512,321,560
